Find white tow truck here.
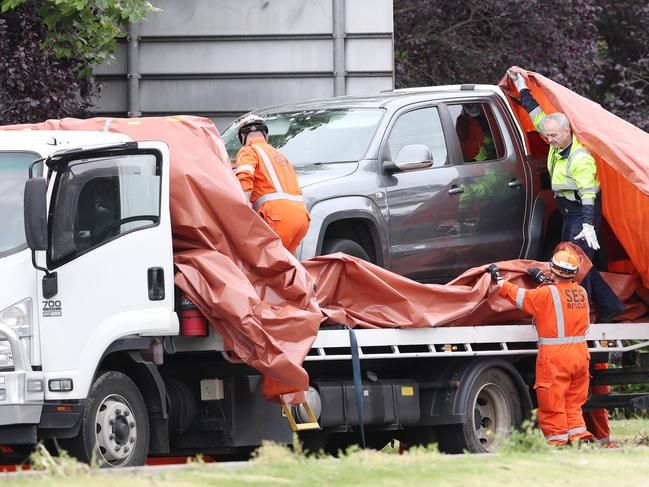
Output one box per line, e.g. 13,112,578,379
1,130,649,467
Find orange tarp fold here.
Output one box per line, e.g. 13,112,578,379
4,116,322,404
5,98,646,402
499,69,649,289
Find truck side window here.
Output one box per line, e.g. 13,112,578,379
49,153,161,266
449,103,505,163
387,107,448,167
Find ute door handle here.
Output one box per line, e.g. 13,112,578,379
508,178,523,188
148,267,165,301
448,185,464,195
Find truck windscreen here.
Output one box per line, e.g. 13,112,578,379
222,109,384,167
0,152,41,257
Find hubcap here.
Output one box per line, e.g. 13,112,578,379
94,394,137,467
472,383,511,452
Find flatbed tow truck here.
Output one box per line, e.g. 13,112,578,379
1,130,648,468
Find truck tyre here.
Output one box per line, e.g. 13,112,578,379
62,371,149,467
322,238,371,262
440,368,522,454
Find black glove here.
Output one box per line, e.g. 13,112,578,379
485,264,503,282
527,267,552,284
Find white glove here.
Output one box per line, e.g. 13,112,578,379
507,70,528,92
574,223,600,250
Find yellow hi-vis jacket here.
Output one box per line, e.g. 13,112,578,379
529,106,600,206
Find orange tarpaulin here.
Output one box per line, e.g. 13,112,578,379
4,116,322,403
499,69,649,289
4,93,646,402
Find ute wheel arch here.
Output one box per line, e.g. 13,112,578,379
319,217,381,264
321,238,371,262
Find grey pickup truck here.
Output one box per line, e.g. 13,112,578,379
222,85,558,283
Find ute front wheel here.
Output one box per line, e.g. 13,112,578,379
321,238,371,262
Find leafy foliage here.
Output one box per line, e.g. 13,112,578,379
0,0,155,124
394,0,649,131
0,6,96,123
595,0,649,131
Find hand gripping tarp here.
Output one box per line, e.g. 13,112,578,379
499,68,649,289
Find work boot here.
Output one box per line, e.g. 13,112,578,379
546,440,568,447
569,431,594,443
596,437,615,448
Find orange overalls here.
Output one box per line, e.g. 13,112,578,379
235,141,310,253
499,280,593,444
585,362,612,446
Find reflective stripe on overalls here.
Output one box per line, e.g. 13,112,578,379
549,147,599,203
251,146,303,211
514,286,587,345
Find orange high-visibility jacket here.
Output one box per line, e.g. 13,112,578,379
235,141,304,211
498,280,590,343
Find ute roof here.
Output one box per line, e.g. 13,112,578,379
255,84,503,113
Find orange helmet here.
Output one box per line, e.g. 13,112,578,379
551,249,579,279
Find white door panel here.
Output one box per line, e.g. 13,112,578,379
39,141,175,399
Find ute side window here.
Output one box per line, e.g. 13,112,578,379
387,107,449,168
49,153,161,266
449,102,505,163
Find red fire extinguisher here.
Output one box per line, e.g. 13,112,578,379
178,293,208,337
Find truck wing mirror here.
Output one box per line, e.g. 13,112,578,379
384,144,434,173
24,177,48,251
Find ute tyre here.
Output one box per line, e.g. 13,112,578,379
322,238,371,262
62,371,149,467
440,368,522,454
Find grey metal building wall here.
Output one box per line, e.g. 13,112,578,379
93,0,394,130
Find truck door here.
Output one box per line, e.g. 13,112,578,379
381,105,464,282
39,142,176,400
444,101,527,272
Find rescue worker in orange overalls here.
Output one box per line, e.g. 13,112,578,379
585,363,613,446
486,249,593,445
234,114,310,253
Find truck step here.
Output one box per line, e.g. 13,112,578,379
583,393,649,410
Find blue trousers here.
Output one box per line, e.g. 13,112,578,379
557,196,623,315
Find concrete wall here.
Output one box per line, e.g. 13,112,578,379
93,0,394,129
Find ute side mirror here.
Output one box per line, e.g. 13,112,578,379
383,144,434,173
24,177,48,251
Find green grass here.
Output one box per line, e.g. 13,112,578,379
3,419,649,487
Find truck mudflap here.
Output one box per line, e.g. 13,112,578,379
0,323,44,428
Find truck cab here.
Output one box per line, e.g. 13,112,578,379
0,132,177,465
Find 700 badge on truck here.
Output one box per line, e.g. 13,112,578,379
42,300,62,318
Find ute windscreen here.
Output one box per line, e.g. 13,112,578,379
223,109,384,166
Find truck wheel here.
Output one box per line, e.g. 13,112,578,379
440,369,522,453
63,371,149,467
321,238,371,262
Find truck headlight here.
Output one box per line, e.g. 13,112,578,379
0,298,33,369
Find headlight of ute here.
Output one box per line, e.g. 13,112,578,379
0,298,33,369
